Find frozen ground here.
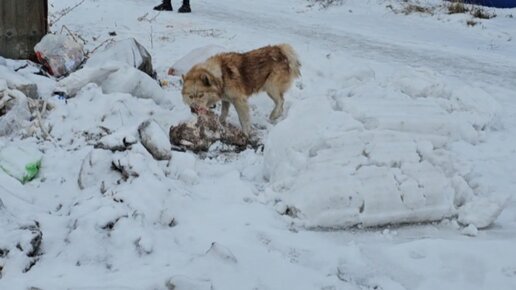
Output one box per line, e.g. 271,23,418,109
1,0,516,289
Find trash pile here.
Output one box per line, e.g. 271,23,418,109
1,31,506,240
0,33,255,277
0,32,252,188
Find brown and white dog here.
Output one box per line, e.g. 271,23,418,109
181,44,301,136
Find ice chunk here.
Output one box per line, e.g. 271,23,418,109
458,197,507,229
461,224,479,237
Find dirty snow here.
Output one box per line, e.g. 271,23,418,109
1,0,516,289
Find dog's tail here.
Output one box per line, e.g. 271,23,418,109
278,44,301,78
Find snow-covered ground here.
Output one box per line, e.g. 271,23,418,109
1,0,516,289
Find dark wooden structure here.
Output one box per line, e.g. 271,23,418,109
0,0,48,60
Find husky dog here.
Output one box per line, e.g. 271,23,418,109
181,44,301,136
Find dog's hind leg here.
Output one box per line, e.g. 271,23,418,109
266,88,284,121
219,100,230,123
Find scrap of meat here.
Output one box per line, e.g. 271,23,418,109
169,110,249,152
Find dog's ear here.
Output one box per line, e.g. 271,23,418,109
201,73,212,87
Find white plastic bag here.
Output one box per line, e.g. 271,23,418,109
86,38,154,77
56,63,168,105
0,144,43,184
34,34,85,77
0,83,31,137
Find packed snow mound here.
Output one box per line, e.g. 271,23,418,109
264,68,501,229
0,65,38,99
42,84,181,151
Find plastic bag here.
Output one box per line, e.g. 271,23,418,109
0,81,31,137
0,144,42,184
86,38,154,77
34,34,85,77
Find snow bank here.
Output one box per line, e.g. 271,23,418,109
264,68,502,229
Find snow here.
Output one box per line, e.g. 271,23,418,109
1,0,516,289
0,65,38,99
263,63,503,228
169,44,227,76
462,224,479,236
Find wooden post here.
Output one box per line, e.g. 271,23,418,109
0,0,48,60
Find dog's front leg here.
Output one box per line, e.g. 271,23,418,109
219,100,230,124
232,98,251,136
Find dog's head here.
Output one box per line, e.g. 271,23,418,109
181,67,222,114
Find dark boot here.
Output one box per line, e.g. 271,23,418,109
154,0,172,11
178,0,191,13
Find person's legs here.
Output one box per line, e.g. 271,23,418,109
154,0,172,11
178,0,191,13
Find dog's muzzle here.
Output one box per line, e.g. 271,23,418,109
190,105,216,115
190,106,209,115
